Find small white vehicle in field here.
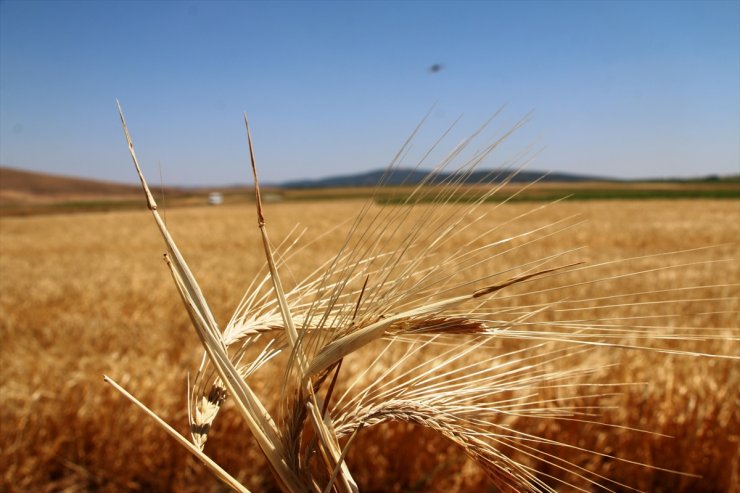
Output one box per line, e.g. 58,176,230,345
207,192,223,205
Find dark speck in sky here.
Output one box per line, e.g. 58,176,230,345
429,63,444,73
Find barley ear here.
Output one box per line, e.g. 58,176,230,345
308,263,581,376
103,376,252,493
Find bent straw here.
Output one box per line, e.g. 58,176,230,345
116,101,303,492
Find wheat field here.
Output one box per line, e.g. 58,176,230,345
1,197,738,492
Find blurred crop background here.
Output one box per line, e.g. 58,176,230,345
2,199,738,492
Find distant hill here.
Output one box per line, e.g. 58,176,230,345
280,168,609,188
0,166,145,205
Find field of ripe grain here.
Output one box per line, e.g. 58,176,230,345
1,198,738,492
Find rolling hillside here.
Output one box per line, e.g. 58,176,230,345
1,166,737,217
279,167,606,188
0,167,142,205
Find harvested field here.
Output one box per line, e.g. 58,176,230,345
1,198,738,492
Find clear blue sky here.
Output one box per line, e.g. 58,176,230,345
1,0,738,185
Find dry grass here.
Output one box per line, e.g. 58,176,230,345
1,194,738,492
